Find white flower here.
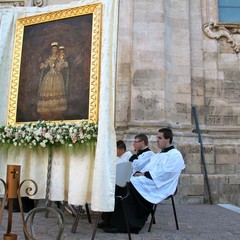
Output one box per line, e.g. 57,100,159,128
40,142,46,148
34,129,41,136
45,133,53,141
56,134,61,140
0,121,97,148
87,134,91,139
57,128,62,133
79,134,84,139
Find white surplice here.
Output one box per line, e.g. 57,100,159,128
116,151,133,164
130,148,185,204
132,150,154,173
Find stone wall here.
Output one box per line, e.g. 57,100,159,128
178,143,240,205
116,0,240,206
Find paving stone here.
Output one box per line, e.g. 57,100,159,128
0,203,239,239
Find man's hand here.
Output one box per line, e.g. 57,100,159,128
133,149,138,155
134,172,145,177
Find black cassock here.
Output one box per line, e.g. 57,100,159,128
102,182,153,233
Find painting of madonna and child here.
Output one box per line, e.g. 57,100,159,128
16,13,94,123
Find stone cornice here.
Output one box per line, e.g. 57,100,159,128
0,0,46,6
203,22,240,53
0,0,24,6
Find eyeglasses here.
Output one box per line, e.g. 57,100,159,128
133,140,142,143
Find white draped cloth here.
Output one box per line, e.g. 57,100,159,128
130,148,185,204
0,0,118,211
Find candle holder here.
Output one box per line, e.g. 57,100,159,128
0,165,38,240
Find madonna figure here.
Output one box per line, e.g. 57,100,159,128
37,42,68,120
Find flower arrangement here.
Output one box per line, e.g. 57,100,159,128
0,121,98,148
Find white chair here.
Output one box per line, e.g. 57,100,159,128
91,161,133,240
115,162,133,186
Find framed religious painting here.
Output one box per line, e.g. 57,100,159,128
7,3,102,125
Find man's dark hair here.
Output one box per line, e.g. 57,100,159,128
158,128,173,144
117,140,126,151
135,133,148,146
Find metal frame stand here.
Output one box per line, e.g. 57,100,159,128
0,165,38,240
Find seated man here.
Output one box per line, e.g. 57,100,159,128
129,133,154,173
116,140,132,164
100,128,185,234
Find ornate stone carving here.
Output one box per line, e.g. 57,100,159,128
33,0,44,7
203,22,240,53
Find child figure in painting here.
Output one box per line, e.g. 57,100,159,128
58,45,66,61
57,46,69,95
37,42,67,120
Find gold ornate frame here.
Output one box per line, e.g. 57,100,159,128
7,3,102,125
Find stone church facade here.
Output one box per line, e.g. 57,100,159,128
115,0,240,206
1,0,240,206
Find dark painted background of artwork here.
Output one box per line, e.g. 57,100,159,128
16,14,92,122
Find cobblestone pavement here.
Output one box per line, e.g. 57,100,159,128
0,203,239,240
